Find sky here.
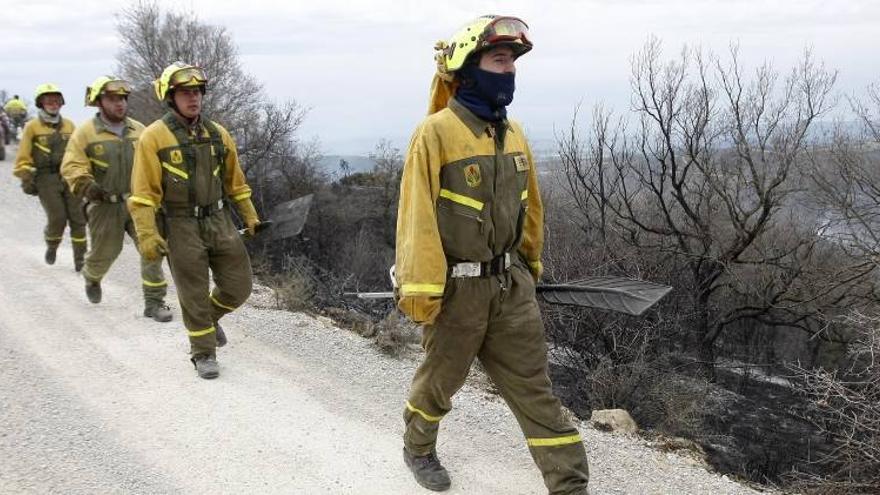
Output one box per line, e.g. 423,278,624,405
2,0,878,155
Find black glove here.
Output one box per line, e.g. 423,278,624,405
21,179,38,196
84,181,107,202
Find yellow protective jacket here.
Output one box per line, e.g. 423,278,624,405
395,97,544,323
4,99,27,115
13,117,75,180
127,112,251,214
61,115,145,197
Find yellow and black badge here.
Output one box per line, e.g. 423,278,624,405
464,163,481,188
93,144,104,156
514,154,529,172
170,149,183,164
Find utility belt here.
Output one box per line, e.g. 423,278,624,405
162,198,226,219
449,252,511,278
35,165,60,175
103,192,130,204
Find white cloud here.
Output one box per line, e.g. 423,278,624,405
2,0,877,153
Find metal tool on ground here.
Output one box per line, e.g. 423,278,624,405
348,274,672,316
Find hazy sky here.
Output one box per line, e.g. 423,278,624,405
2,0,877,154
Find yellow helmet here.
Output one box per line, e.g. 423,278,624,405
435,15,532,76
153,61,207,101
85,76,132,106
34,83,65,108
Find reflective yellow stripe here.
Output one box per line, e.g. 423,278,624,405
439,189,483,211
210,294,236,311
89,158,110,169
129,195,156,207
142,279,168,287
162,162,189,179
521,189,528,201
213,165,221,177
45,236,64,241
188,326,216,337
526,434,583,447
24,166,37,173
400,283,444,296
232,191,252,201
34,142,51,154
406,401,443,422
71,237,87,243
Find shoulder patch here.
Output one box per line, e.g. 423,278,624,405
93,144,104,156
170,149,183,164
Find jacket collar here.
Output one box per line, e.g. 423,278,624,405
448,97,513,138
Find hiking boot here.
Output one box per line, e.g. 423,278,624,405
215,322,227,347
74,258,84,272
403,448,451,492
45,245,57,265
192,355,219,379
85,279,102,304
144,303,173,323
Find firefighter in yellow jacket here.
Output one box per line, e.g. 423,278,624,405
13,84,87,270
61,76,172,322
395,16,589,494
128,62,260,379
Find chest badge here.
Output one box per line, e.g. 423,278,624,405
93,144,105,156
514,155,530,172
170,149,184,164
37,136,48,145
464,163,481,188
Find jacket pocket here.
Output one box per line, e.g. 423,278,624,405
436,193,491,261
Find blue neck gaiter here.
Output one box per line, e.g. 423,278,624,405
454,64,515,122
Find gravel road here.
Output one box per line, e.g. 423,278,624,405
0,145,767,494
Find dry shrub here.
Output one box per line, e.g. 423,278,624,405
374,311,420,357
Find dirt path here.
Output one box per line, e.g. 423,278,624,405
0,145,762,494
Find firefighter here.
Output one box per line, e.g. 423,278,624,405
4,94,28,137
61,76,172,321
395,16,590,494
13,84,87,270
128,62,260,379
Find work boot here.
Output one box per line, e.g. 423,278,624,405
215,322,227,347
45,245,58,265
403,448,451,492
144,303,173,323
74,258,84,272
192,355,219,379
85,279,102,304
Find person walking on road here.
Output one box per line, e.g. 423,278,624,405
61,76,172,322
128,62,260,379
13,84,87,270
394,16,590,494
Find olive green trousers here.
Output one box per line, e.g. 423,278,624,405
404,261,590,495
82,202,167,304
164,210,252,357
36,172,87,261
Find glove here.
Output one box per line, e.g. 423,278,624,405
129,204,167,262
21,178,38,196
83,181,107,202
527,259,543,283
398,295,443,326
22,180,38,196
234,197,261,236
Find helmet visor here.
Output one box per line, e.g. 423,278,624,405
169,67,207,88
103,80,132,95
484,17,531,46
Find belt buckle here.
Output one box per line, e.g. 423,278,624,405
451,262,481,278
